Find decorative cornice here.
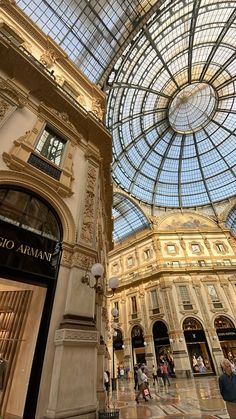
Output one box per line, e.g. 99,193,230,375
54,328,99,346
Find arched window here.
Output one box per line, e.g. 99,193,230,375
183,318,203,330
214,316,234,329
0,188,62,241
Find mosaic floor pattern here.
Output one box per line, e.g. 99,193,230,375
107,376,230,419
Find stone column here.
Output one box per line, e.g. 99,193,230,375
143,334,155,372
161,278,192,378
44,328,99,419
123,337,132,377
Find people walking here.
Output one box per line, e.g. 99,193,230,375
152,364,158,386
161,361,170,387
134,365,138,390
219,358,236,419
135,364,148,403
141,366,152,399
157,364,164,388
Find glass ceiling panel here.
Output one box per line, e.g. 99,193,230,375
226,206,236,236
106,0,236,208
16,0,158,85
16,0,236,211
112,193,150,243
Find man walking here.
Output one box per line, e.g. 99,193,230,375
219,358,236,418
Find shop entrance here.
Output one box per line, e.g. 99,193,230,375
0,280,46,419
215,316,236,360
131,325,146,367
153,321,175,376
0,187,62,418
183,317,215,375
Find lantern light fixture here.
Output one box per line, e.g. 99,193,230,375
81,263,119,297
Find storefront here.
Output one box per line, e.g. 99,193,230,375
131,325,146,366
0,188,62,419
183,317,215,375
215,316,236,359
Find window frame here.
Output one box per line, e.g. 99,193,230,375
35,126,67,167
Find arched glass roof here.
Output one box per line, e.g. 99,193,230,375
226,206,236,236
106,1,236,208
113,193,150,243
16,0,236,212
16,0,157,86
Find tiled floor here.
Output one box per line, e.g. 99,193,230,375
107,376,230,418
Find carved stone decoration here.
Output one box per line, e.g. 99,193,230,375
0,78,27,107
78,93,86,108
22,41,32,53
40,48,57,68
91,98,104,120
61,249,73,267
80,165,97,244
102,306,108,322
54,328,98,345
72,252,95,270
55,75,64,86
46,106,77,131
0,99,10,120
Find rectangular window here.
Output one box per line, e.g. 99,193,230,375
131,296,137,314
150,289,160,314
224,260,231,266
216,243,225,252
179,285,193,310
207,285,222,308
150,289,158,308
198,260,206,266
127,256,133,267
36,127,66,166
167,244,176,254
112,263,119,273
172,261,180,267
144,249,151,259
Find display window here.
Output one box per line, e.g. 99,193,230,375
0,279,46,418
183,317,215,375
215,316,236,362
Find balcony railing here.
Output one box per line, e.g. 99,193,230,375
118,260,236,287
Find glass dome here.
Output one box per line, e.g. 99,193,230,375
106,1,236,208
113,193,150,243
16,0,236,209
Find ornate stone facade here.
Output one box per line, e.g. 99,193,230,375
108,212,236,379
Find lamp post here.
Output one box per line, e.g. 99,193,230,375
112,330,117,390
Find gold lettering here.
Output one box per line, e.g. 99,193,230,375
0,237,15,249
44,252,52,262
37,250,43,259
7,242,52,262
16,244,24,253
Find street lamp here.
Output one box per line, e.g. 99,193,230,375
81,263,119,296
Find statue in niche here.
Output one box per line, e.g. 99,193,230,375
91,98,104,120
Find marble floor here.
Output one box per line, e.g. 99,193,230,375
106,376,230,418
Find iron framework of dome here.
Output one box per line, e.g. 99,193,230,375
113,193,151,243
106,1,236,208
16,0,236,212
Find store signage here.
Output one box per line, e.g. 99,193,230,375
184,330,206,343
114,341,123,350
217,328,236,341
132,337,144,347
0,219,61,279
